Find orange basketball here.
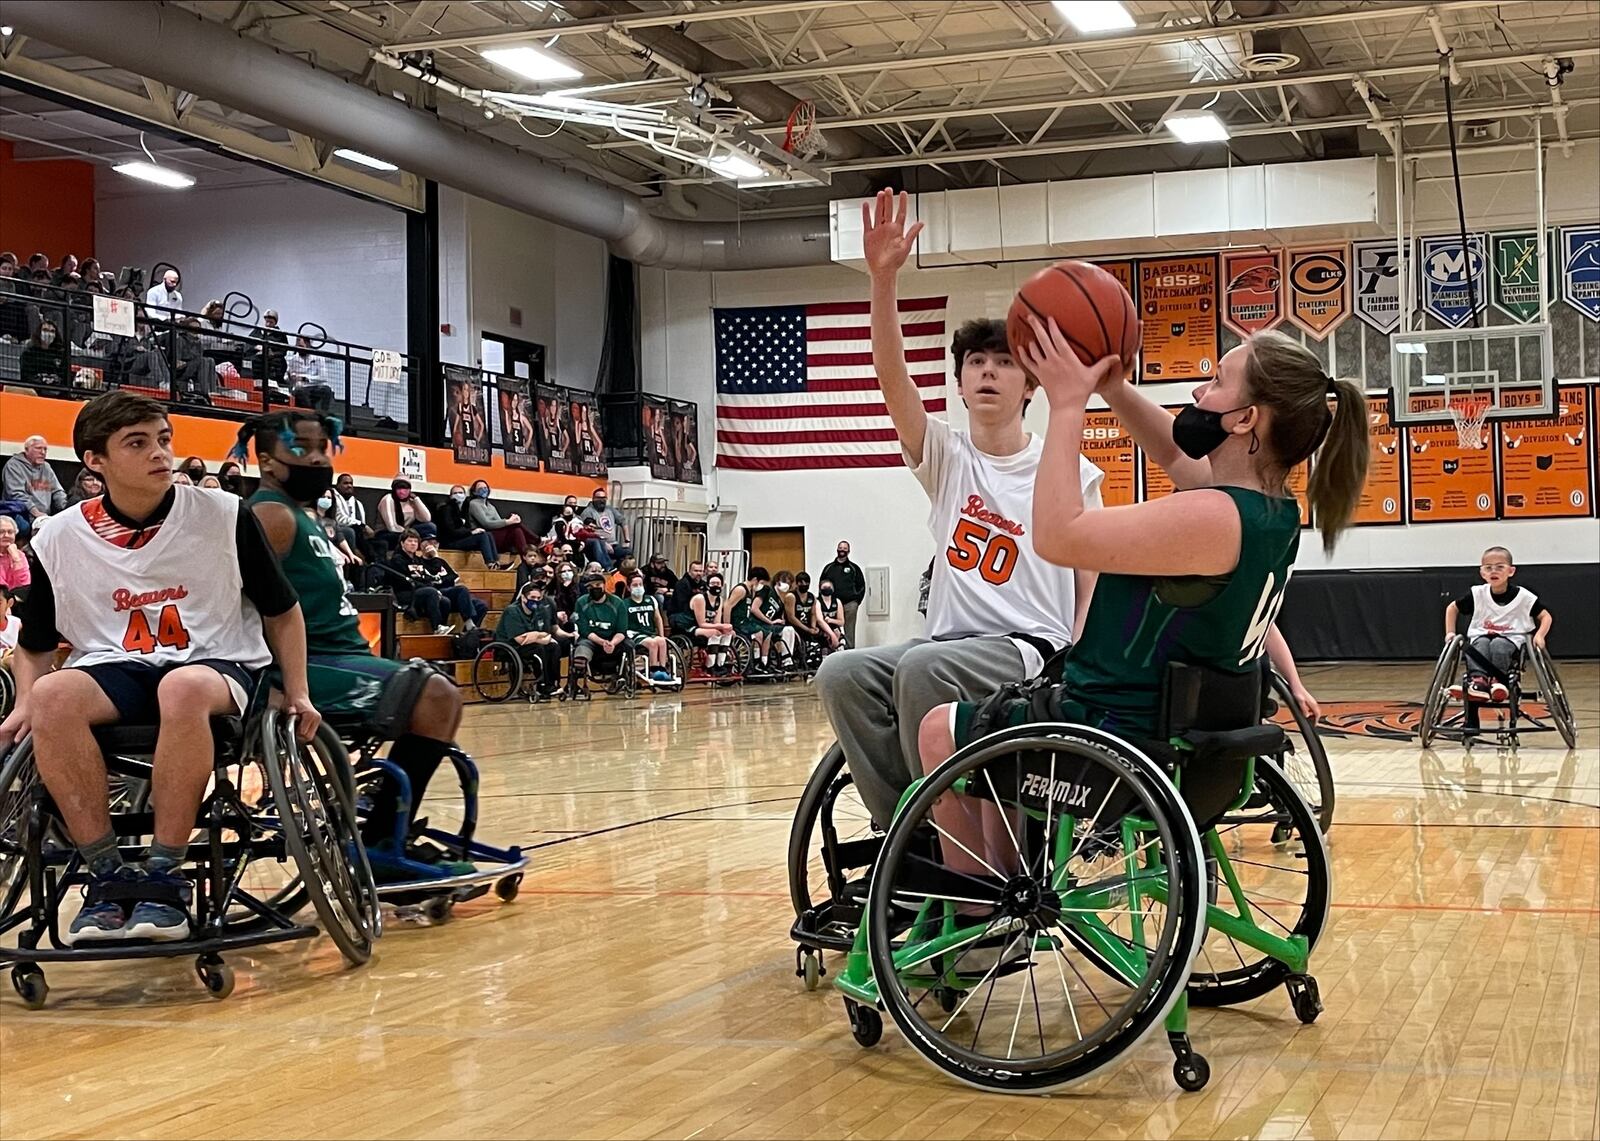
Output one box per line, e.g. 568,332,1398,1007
1007,260,1141,371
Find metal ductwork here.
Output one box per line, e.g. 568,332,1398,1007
0,0,831,270
1230,0,1359,155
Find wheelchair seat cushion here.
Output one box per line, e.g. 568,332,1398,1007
92,716,244,757
1183,724,1286,764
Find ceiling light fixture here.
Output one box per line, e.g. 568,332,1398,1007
1163,110,1231,143
112,161,196,189
481,45,583,83
0,26,14,36
703,150,765,182
1052,2,1135,34
333,148,399,171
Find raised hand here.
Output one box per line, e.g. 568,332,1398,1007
861,189,925,278
1019,314,1123,408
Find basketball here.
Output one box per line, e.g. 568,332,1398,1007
1007,259,1141,370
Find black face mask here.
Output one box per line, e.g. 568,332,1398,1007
275,460,334,505
1171,403,1252,460
587,585,606,600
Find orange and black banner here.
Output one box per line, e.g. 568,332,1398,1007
1353,396,1405,526
1286,245,1350,340
1082,410,1137,507
1136,256,1218,384
1137,406,1181,501
1498,384,1593,519
1095,260,1135,298
1403,396,1497,524
1221,250,1285,339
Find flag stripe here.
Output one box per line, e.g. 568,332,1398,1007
806,297,940,317
717,427,903,445
717,398,946,420
806,321,945,342
808,373,944,393
808,347,942,368
718,454,907,470
806,309,943,330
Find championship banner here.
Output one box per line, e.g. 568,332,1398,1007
570,391,607,479
1137,407,1181,500
1286,245,1349,340
1352,396,1404,526
1418,233,1487,328
1095,260,1136,299
1557,223,1600,320
1498,385,1592,519
1082,411,1136,506
641,396,675,480
535,383,576,475
1489,231,1547,323
1403,395,1496,524
1221,250,1285,339
671,400,703,484
496,378,540,471
1137,256,1218,383
1352,239,1408,334
444,365,492,466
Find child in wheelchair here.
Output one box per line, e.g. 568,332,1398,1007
0,391,319,944
1442,546,1553,704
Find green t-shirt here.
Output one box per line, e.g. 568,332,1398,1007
1060,486,1301,738
497,598,555,642
625,595,661,636
576,592,630,639
248,487,369,656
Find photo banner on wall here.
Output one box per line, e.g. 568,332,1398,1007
1490,231,1548,323
1352,239,1408,334
1137,407,1181,501
1352,396,1404,526
1081,411,1136,506
671,400,702,484
1403,395,1496,524
444,364,492,466
1221,250,1285,339
1418,233,1488,328
1557,223,1600,319
496,378,540,471
1137,256,1218,383
535,383,576,475
641,396,676,480
1498,385,1592,519
570,390,607,479
1286,245,1349,339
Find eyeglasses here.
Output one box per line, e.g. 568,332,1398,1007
1481,563,1511,573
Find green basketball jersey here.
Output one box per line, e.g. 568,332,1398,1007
1060,486,1300,737
248,487,370,656
730,584,757,627
758,586,784,622
625,596,660,636
576,592,629,639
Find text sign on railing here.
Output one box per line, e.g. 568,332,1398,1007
371,349,403,383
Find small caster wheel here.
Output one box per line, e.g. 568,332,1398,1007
845,999,882,1048
11,965,47,1010
1173,1053,1210,1092
495,873,523,902
195,954,235,1000
1287,973,1322,1024
423,896,453,923
800,952,822,992
1270,822,1293,845
936,987,960,1014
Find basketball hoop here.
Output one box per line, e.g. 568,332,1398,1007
782,99,824,160
1448,394,1493,450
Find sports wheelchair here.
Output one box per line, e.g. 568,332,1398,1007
1421,634,1576,749
0,696,379,1008
0,663,13,721
792,662,1330,1093
669,631,752,685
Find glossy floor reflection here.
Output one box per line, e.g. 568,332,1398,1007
1,662,1596,1140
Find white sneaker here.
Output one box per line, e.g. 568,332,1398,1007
435,624,454,635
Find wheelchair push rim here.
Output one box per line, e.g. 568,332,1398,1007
866,724,1208,1094
1420,636,1464,748
472,643,524,704
1268,672,1334,835
1528,643,1578,749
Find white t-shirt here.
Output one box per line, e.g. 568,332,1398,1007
1464,583,1540,642
0,613,19,652
909,417,1104,670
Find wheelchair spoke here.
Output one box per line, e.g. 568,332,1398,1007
928,822,1007,882
1050,934,1114,1019
1050,937,1084,1040
1064,777,1124,870
981,769,1026,869
1028,954,1048,1058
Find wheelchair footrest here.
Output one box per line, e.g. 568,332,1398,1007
0,924,318,965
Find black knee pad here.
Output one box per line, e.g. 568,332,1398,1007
370,659,442,740
965,677,1060,741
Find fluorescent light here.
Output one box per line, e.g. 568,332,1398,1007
1052,1,1135,33
112,161,195,189
333,148,399,171
481,45,583,83
0,26,14,36
1163,110,1230,143
704,151,765,182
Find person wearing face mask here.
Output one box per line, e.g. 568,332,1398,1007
20,319,68,388
577,486,631,571
573,571,631,684
215,460,245,497
179,456,208,485
783,571,821,649
768,572,799,665
463,480,533,558
815,580,846,651
434,482,504,570
515,546,548,593
622,571,675,685
544,496,581,553
818,541,866,648
495,576,562,700
665,559,705,638
550,562,580,655
689,571,736,675
376,477,434,551
313,490,365,587
726,567,784,675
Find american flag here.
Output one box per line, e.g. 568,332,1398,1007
714,297,948,470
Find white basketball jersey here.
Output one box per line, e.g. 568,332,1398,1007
31,486,272,671
911,417,1104,667
1466,583,1539,642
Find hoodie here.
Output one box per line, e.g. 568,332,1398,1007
2,454,67,516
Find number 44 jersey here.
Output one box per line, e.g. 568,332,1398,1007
31,485,273,671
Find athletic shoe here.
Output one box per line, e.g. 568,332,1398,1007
65,865,143,945
122,868,193,942
1489,681,1509,703
1466,675,1492,703
651,669,671,683
406,838,477,878
1447,683,1464,700
435,624,455,635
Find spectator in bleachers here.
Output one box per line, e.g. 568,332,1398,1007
496,576,562,700
164,315,214,403
388,530,475,635
551,560,580,640
515,545,548,592
578,486,630,570
419,535,488,627
0,518,29,593
251,309,288,386
171,470,193,487
79,258,101,287
0,252,15,272
25,254,47,275
198,301,243,371
0,268,31,341
606,554,639,596
67,468,104,505
217,460,245,496
179,456,208,484
54,254,78,282
3,435,67,535
19,319,68,388
0,584,18,666
377,477,435,547
465,479,533,558
435,482,503,570
644,552,678,600
114,320,170,391
287,336,334,412
199,475,222,490
145,269,182,310
331,473,382,562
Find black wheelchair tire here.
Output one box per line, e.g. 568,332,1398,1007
0,742,35,919
1528,643,1577,748
1270,672,1334,834
0,668,14,720
1420,636,1463,748
472,643,523,704
786,743,848,919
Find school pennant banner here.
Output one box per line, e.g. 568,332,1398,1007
1418,233,1488,328
1221,250,1285,339
1286,245,1349,339
1489,231,1546,323
1351,239,1408,334
1557,223,1600,320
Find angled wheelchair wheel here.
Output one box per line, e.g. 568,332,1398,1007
1420,636,1464,748
726,633,753,678
1269,672,1334,834
1185,757,1330,1007
472,643,523,704
0,668,13,720
663,640,687,687
0,741,37,919
1527,643,1577,748
787,743,879,921
868,724,1207,1093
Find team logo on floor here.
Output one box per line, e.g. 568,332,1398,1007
1273,700,1553,740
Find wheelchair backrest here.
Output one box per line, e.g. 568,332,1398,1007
1156,660,1265,739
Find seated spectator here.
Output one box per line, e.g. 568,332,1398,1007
550,561,580,646
162,315,215,403
78,258,102,288
216,460,245,496
314,491,367,587
419,535,487,626
515,546,548,592
19,320,68,388
171,470,193,487
0,583,18,668
387,530,476,635
178,456,208,484
0,261,27,341
25,253,48,276
578,486,631,570
464,479,533,557
643,553,678,600
251,309,288,385
0,518,29,593
3,435,67,535
606,554,639,596
331,472,383,563
495,575,562,700
198,300,243,371
145,269,182,311
667,560,706,635
435,482,503,570
287,336,334,412
543,495,580,555
199,475,222,490
54,254,79,283
377,477,435,547
114,320,171,391
67,468,105,505
574,570,630,678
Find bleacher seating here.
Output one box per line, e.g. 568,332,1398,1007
395,548,520,702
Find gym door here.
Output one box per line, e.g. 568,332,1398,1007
745,527,806,580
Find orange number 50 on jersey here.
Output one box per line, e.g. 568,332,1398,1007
945,518,1019,586
122,605,193,655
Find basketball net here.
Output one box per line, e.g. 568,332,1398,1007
782,99,823,160
1448,394,1492,450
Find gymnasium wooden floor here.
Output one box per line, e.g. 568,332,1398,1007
1,661,1595,1141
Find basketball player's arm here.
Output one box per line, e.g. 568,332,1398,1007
0,556,58,743
1533,602,1552,649
864,190,930,463
1098,375,1216,491
1265,623,1318,720
1443,600,1460,642
1072,570,1095,643
237,504,318,741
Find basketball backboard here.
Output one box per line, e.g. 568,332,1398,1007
1390,323,1555,442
